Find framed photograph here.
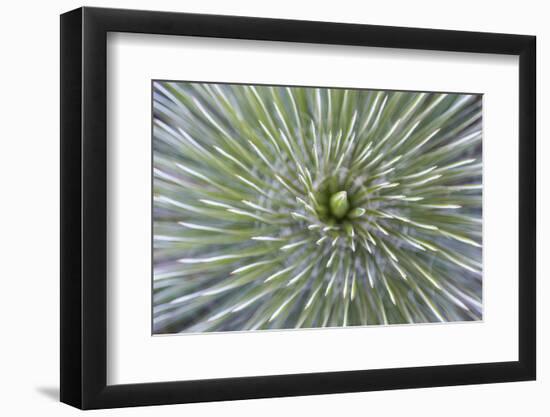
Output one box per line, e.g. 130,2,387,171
60,6,536,409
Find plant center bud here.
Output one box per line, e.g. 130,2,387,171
329,191,350,219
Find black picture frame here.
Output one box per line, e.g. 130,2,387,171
60,6,536,410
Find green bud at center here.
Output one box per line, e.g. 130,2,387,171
329,191,350,219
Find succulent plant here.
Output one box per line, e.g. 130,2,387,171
153,81,482,333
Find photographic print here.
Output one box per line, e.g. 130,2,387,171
152,81,482,334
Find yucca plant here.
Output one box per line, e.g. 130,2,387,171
153,81,482,334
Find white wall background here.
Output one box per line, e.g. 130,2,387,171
0,0,545,415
